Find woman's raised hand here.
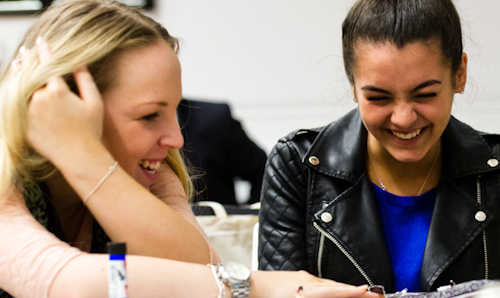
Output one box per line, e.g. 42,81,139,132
27,38,104,164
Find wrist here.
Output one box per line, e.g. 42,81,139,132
50,137,109,173
50,141,117,202
208,262,251,298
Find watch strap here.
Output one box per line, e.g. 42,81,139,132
215,262,250,298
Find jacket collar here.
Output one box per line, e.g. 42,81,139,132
442,117,500,178
303,109,367,181
303,108,500,180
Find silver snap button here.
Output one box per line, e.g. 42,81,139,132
487,159,499,168
320,212,333,223
475,211,487,222
309,156,320,166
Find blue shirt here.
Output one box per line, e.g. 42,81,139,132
373,184,436,292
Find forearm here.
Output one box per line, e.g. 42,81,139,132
55,142,210,263
150,163,220,264
51,255,220,298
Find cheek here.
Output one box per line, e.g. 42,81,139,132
358,102,386,126
101,127,119,154
101,121,129,158
101,123,143,168
419,95,453,123
101,110,120,147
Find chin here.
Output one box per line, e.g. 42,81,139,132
391,151,427,164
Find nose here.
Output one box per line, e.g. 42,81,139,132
159,118,184,150
390,100,417,129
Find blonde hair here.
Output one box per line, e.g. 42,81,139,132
0,0,193,198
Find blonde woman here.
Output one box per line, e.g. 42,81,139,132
0,1,378,297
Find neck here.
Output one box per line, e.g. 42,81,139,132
367,140,442,196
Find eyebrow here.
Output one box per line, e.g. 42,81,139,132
360,79,442,94
139,100,168,107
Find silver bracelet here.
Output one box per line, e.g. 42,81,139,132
83,161,119,203
208,264,225,298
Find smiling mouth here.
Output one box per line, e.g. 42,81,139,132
391,128,422,140
138,159,162,174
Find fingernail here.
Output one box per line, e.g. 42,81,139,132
36,37,43,46
11,59,21,69
19,46,27,56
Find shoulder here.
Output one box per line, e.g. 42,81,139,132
266,126,325,171
479,132,500,154
448,116,500,151
276,127,322,157
273,108,362,160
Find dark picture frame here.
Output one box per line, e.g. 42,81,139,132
0,0,154,14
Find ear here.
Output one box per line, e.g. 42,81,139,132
454,53,468,93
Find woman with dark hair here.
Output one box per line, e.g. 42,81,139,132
0,0,378,297
259,0,500,293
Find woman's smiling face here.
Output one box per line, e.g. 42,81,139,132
100,40,183,188
352,40,467,163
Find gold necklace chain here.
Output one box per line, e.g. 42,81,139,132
368,149,386,191
368,145,440,196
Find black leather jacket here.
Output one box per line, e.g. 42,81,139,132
258,109,500,292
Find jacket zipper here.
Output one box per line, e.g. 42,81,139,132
313,221,374,286
317,231,325,277
476,175,489,279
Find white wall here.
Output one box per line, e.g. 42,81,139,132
1,0,500,153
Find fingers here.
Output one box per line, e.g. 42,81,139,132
36,37,51,63
34,37,100,104
297,283,380,298
34,37,66,88
73,66,101,105
32,38,97,102
11,46,27,70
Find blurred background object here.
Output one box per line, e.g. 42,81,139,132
178,98,267,205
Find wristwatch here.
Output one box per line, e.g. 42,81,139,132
216,261,251,298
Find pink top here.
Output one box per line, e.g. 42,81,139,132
0,164,218,297
0,187,83,297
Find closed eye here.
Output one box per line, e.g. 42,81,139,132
367,96,391,101
141,112,159,121
415,93,436,98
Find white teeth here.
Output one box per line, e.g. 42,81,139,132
138,160,161,173
392,128,422,140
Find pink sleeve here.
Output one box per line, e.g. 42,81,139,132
0,188,83,298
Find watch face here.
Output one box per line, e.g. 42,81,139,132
225,261,251,280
